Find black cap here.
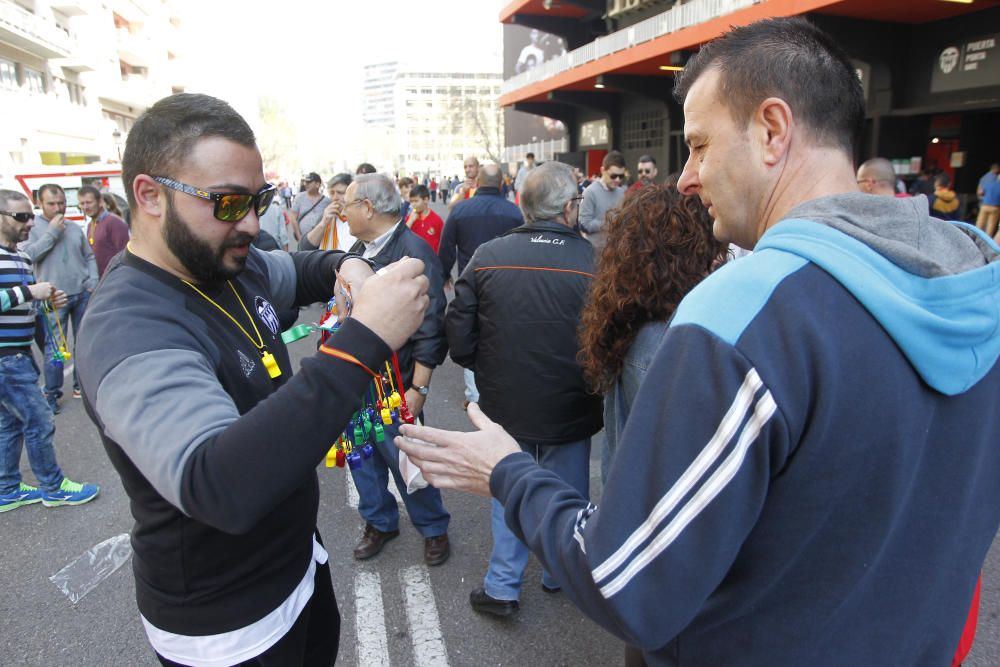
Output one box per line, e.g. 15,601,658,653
304,172,322,183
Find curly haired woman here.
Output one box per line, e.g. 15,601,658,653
579,184,727,484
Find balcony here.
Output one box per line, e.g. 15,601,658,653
99,73,167,109
0,1,71,59
117,28,159,68
501,0,762,97
48,0,100,17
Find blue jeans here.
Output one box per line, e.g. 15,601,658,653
0,354,64,493
43,291,89,400
485,437,591,601
349,419,450,537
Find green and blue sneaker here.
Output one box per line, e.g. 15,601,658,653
41,478,99,508
0,482,43,512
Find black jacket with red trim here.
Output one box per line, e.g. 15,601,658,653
446,219,603,444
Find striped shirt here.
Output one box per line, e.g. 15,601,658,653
0,246,36,353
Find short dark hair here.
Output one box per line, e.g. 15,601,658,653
410,184,430,199
602,151,626,169
77,185,102,201
638,155,657,166
674,17,864,159
38,183,65,201
123,93,255,210
356,162,376,175
525,152,535,160
935,173,951,188
397,176,414,188
328,173,352,189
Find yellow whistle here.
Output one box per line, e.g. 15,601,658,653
261,351,281,379
59,346,71,360
380,407,392,425
389,392,402,409
326,444,338,468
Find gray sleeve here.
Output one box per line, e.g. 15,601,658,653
578,188,601,234
82,229,98,290
250,246,296,310
22,226,59,262
94,349,239,514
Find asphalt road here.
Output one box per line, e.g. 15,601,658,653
2,199,999,665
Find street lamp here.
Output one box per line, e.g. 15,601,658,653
112,128,122,161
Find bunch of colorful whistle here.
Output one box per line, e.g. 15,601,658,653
38,300,71,369
320,306,416,472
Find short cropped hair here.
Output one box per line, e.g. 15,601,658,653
0,189,28,209
354,173,401,217
674,17,864,159
520,161,577,224
328,173,353,189
38,183,65,201
356,162,377,175
410,184,430,199
638,155,657,166
123,93,255,210
77,185,102,201
397,176,414,188
602,151,625,169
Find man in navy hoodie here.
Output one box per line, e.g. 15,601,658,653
397,17,1000,666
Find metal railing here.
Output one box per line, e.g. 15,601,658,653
503,138,570,164
501,0,763,96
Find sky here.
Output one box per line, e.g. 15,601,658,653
178,0,505,173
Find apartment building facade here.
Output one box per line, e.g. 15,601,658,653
0,0,186,181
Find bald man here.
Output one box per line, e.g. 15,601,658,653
449,156,480,210
856,158,903,198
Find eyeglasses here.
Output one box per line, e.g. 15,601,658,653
343,198,368,211
0,211,34,223
608,173,626,180
153,176,277,222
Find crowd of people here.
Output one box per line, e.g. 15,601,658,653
1,15,1000,667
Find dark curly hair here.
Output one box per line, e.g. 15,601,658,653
579,185,726,393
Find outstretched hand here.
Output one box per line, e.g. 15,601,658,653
395,403,520,497
350,257,429,351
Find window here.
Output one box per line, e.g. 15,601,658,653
23,68,45,95
0,58,17,91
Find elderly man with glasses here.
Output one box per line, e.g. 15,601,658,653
445,160,602,617
579,150,627,250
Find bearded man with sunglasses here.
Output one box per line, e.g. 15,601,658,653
75,93,431,667
578,150,626,251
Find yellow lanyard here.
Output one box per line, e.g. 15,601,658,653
182,279,282,379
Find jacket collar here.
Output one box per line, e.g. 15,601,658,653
506,218,584,240
474,187,502,197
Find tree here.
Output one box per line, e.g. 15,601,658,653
257,96,300,177
472,102,504,164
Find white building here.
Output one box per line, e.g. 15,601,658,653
0,0,187,178
362,61,503,178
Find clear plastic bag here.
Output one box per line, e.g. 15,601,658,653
49,532,132,604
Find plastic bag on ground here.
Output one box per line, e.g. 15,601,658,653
50,532,132,604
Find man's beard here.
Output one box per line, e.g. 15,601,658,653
162,199,254,283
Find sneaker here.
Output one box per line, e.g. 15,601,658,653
0,483,43,513
72,388,82,399
47,397,61,415
41,478,99,508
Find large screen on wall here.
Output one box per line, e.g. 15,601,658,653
503,24,569,147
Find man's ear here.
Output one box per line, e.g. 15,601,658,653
133,175,163,219
756,97,793,166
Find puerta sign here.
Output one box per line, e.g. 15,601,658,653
930,33,999,93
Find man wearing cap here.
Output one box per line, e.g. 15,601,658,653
288,172,329,243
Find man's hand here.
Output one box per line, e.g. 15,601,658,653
350,257,429,351
52,289,67,309
27,282,55,301
49,214,66,234
404,388,426,419
395,403,520,497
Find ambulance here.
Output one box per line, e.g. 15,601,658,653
4,163,129,222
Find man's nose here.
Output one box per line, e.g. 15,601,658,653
676,156,700,196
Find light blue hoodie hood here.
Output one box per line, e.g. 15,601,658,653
756,192,1000,396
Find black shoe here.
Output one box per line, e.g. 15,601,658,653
424,534,450,566
469,587,519,617
353,523,399,560
541,583,561,594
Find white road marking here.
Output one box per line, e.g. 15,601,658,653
400,565,449,666
354,570,391,667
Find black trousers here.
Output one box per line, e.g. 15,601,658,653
156,560,340,667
